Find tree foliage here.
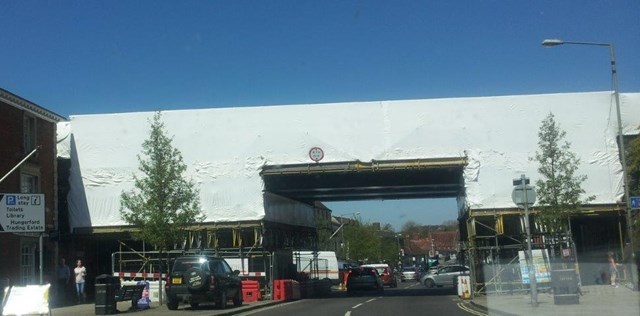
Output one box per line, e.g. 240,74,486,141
343,219,398,264
120,112,204,251
401,221,428,238
628,136,640,197
532,113,593,234
627,135,640,245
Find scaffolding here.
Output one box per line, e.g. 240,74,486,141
463,205,627,296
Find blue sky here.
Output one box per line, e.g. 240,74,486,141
2,1,638,230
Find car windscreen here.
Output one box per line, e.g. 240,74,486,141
172,257,209,273
374,268,386,275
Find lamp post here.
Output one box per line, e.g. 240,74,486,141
395,234,403,265
331,212,360,260
542,38,636,289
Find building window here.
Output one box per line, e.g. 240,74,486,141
21,173,40,193
23,114,37,154
20,241,36,285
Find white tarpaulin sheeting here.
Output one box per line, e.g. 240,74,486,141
59,91,640,230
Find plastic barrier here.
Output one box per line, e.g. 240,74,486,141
120,280,165,303
241,280,261,302
291,280,301,300
551,269,579,305
458,276,471,299
273,279,293,301
135,281,151,310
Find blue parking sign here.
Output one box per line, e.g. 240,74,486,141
631,197,640,209
6,195,16,205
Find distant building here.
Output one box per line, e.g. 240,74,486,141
0,88,65,285
402,230,459,265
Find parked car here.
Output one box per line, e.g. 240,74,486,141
360,264,398,288
346,267,384,295
165,255,243,310
400,266,417,282
420,264,470,288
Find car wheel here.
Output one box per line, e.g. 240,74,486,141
185,268,207,291
233,289,243,307
216,290,228,309
167,297,179,310
425,279,435,288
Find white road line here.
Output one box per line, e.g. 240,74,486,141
365,298,377,303
344,311,351,316
352,303,363,309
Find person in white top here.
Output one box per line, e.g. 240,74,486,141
74,259,87,303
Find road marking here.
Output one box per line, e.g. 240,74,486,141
457,302,488,316
352,303,363,309
344,312,351,316
365,298,377,303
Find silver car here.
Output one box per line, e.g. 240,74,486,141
420,265,469,288
400,266,416,282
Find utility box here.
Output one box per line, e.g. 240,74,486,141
551,269,579,305
95,274,121,315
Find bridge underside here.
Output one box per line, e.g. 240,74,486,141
261,157,467,203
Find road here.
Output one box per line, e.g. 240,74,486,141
50,279,483,316
238,280,479,316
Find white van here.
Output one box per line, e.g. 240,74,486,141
293,251,340,285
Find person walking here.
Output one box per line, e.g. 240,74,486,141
608,252,618,288
56,258,70,305
74,259,87,303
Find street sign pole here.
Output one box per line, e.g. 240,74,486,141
512,174,538,307
521,174,537,307
39,233,43,284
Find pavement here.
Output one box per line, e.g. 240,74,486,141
50,299,281,316
466,283,640,316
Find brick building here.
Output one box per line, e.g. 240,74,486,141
0,88,65,286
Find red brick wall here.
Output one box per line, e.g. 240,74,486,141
0,102,23,191
0,100,58,285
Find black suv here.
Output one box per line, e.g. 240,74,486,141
165,255,242,310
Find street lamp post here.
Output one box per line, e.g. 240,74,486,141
542,38,637,289
330,212,360,260
395,234,402,265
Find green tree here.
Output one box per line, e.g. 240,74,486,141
401,221,428,238
120,112,204,303
341,220,399,264
627,136,640,246
441,220,459,231
532,113,593,235
628,136,640,196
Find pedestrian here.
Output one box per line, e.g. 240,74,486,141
74,259,87,303
608,252,618,287
56,258,70,305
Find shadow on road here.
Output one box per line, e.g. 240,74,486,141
329,286,457,298
384,287,457,297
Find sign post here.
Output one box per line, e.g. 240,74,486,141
0,193,45,284
0,194,45,232
512,175,538,307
